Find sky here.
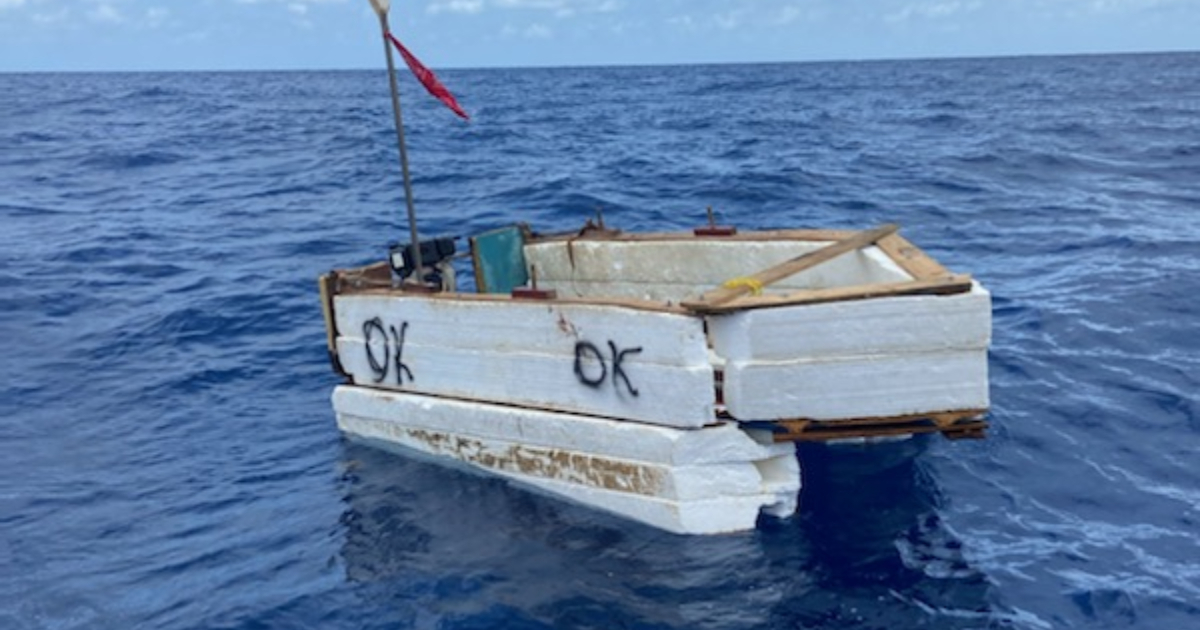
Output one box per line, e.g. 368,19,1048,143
0,0,1196,72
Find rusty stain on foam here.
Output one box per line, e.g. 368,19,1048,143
555,310,578,337
371,420,663,495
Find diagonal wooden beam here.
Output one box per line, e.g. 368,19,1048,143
681,223,900,311
685,274,973,314
875,233,951,280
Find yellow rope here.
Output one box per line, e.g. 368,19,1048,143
721,277,764,295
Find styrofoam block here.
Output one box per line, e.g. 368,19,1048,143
709,283,992,362
333,387,802,534
341,411,776,502
333,410,801,532
723,349,990,421
335,294,710,365
336,337,715,428
333,293,716,427
516,474,785,535
754,454,801,517
332,386,791,466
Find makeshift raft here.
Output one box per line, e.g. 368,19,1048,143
320,222,990,534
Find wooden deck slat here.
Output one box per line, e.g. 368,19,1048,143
876,233,952,280
767,409,989,442
685,274,974,313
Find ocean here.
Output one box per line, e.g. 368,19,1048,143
1,52,1198,629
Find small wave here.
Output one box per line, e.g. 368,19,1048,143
1033,120,1102,139
0,203,70,217
910,113,969,129
117,86,181,101
53,244,136,265
8,130,61,144
928,99,966,110
80,150,187,170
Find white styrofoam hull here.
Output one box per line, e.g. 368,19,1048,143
332,385,800,535
322,230,992,533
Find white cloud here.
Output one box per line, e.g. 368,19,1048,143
234,0,350,6
143,6,169,28
497,0,620,12
32,8,68,24
495,0,569,9
427,0,620,17
1086,0,1189,11
886,1,983,23
88,2,124,24
776,6,803,25
501,20,552,38
667,14,695,31
427,0,484,14
524,21,551,37
713,10,743,30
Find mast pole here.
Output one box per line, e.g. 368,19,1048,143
369,0,424,280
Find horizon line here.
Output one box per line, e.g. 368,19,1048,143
2,47,1196,75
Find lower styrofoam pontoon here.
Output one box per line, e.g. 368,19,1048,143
332,385,801,535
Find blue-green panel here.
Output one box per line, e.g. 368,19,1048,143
470,225,529,294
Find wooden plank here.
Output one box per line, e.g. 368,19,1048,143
318,272,348,377
318,272,339,356
333,262,392,293
681,224,900,311
875,233,951,280
687,275,973,313
774,408,988,431
769,409,988,442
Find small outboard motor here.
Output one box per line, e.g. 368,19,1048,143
388,237,457,290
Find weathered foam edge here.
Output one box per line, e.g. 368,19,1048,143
332,385,789,465
516,474,785,535
336,413,797,533
339,410,784,502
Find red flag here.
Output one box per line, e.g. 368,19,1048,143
386,32,469,121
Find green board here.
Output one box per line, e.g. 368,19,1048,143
470,224,529,294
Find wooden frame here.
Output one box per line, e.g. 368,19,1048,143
761,409,989,442
680,225,973,314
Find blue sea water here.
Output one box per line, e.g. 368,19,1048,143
2,52,1199,629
